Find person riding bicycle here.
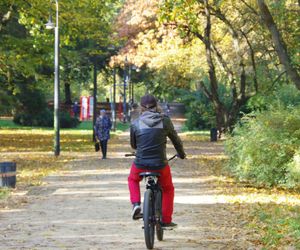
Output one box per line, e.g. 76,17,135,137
128,94,186,227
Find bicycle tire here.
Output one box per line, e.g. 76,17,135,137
143,189,155,249
155,190,164,241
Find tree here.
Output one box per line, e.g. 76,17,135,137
0,0,121,115
113,0,207,95
116,0,259,131
114,0,299,131
256,0,300,90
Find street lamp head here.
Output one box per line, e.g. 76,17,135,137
45,14,55,29
107,45,116,51
131,65,140,72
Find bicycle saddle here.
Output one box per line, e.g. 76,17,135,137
139,172,161,178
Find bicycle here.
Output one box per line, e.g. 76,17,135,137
125,153,177,249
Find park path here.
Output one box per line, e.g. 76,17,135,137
0,132,257,250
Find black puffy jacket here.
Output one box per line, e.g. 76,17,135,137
130,111,186,170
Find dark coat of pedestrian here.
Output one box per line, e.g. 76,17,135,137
94,109,112,159
72,101,80,118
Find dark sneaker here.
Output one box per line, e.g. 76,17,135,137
161,222,177,228
132,203,141,220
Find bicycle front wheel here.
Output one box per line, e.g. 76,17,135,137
143,189,155,249
155,190,164,241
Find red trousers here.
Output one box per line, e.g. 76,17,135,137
128,163,174,224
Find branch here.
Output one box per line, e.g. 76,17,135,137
162,22,204,41
239,64,246,100
240,29,258,92
203,0,218,98
210,6,249,102
210,42,237,98
198,81,213,101
240,0,259,16
267,70,287,92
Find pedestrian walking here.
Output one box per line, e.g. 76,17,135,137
94,109,112,159
72,101,80,118
166,102,170,116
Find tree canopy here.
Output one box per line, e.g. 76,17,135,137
0,0,121,112
114,0,299,130
1,0,299,131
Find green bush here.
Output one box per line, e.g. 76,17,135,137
13,109,52,127
59,111,80,128
176,89,215,130
14,82,48,115
14,110,80,128
225,106,300,188
0,89,14,115
247,84,300,111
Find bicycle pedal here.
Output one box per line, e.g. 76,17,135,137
162,227,174,231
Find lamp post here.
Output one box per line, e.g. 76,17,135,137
123,57,128,123
112,67,117,130
128,65,132,104
127,65,139,121
46,0,60,156
130,65,140,104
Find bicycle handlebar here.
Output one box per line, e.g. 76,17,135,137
168,155,177,161
125,153,136,157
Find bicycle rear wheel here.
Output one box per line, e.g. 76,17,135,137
155,190,164,241
143,189,155,249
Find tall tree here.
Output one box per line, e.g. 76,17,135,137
257,0,300,90
158,0,259,130
0,0,121,113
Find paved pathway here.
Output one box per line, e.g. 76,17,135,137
0,133,256,249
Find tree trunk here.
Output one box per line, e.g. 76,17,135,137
193,2,254,133
203,0,228,134
257,0,300,90
215,105,228,137
64,82,72,105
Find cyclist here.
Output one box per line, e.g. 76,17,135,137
128,94,186,227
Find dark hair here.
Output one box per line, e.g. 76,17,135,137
140,94,157,109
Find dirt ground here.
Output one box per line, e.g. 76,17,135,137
0,132,258,250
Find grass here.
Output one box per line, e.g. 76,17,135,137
0,118,130,194
75,120,93,130
115,121,130,132
0,127,76,189
181,130,211,142
0,188,10,199
0,118,34,129
249,205,300,248
62,120,130,132
0,118,130,132
182,130,210,135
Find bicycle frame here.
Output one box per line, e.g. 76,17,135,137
144,175,159,190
